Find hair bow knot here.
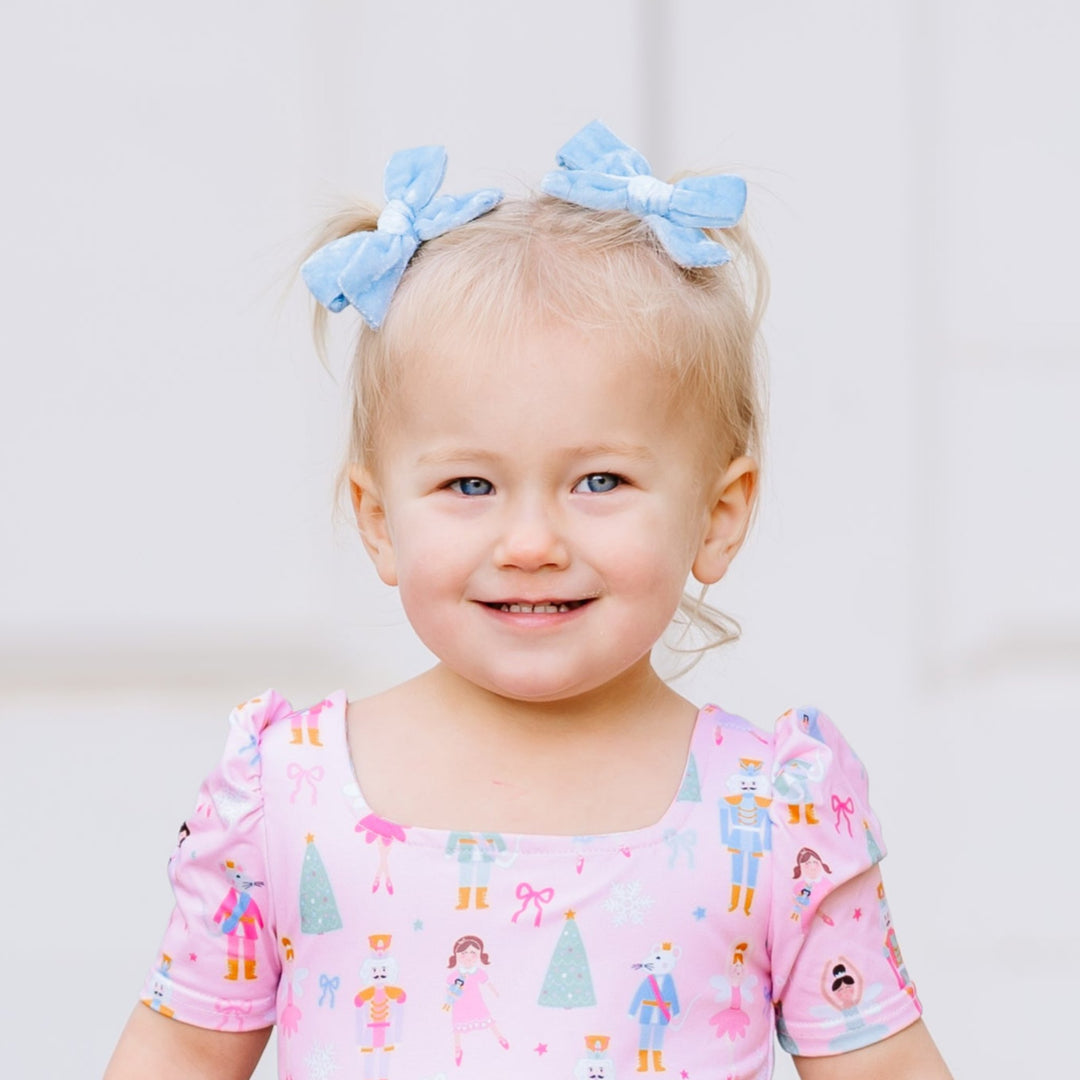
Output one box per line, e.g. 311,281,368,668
302,145,502,329
626,174,674,218
541,120,746,267
376,199,416,236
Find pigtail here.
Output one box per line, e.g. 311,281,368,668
660,589,742,677
301,203,382,369
299,201,385,525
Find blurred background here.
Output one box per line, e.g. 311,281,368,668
1,2,1076,1076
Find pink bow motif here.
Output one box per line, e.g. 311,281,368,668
511,881,555,927
832,794,855,837
214,998,253,1030
287,763,325,805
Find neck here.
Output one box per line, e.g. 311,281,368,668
414,656,690,746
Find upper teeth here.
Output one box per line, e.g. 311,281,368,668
499,603,570,613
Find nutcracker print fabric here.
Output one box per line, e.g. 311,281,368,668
142,691,922,1078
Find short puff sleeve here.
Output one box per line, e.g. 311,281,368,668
767,707,922,1057
139,692,290,1030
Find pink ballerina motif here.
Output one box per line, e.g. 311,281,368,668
278,936,305,1038
356,812,408,895
279,983,301,1037
709,942,757,1041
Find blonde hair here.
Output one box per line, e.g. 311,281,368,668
309,191,768,654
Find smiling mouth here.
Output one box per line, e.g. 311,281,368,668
482,599,592,614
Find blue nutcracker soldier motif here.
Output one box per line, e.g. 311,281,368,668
720,757,773,915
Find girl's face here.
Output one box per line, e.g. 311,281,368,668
457,944,481,968
354,320,754,706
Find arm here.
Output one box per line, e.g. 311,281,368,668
794,1019,952,1080
104,1004,272,1080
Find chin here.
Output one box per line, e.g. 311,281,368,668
481,676,593,704
461,663,606,704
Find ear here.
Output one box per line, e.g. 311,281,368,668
692,455,758,585
348,464,398,586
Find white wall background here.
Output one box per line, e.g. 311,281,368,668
1,2,1076,1076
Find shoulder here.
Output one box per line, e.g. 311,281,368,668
705,703,879,835
226,689,346,753
198,689,346,818
229,689,344,732
227,690,294,745
770,706,871,791
767,705,887,870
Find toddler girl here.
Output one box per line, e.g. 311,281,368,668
105,122,951,1080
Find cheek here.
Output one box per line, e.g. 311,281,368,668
387,507,476,581
594,513,698,592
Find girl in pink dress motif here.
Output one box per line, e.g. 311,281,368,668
790,847,833,923
444,935,510,1067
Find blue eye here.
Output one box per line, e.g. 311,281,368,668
449,477,493,496
574,473,622,494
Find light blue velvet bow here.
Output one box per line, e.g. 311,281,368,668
301,145,502,329
541,120,746,267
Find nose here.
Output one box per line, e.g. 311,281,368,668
492,496,569,572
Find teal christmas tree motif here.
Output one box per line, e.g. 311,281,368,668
864,820,883,865
299,833,343,935
538,910,597,1009
676,753,701,802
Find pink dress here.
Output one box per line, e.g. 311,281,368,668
448,968,493,1032
141,691,922,1078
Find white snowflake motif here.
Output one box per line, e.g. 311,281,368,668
210,783,252,827
603,880,655,926
304,1041,340,1080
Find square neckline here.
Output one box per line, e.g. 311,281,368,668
331,690,729,853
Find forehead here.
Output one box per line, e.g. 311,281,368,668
381,319,695,460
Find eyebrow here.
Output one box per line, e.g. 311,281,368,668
415,442,658,467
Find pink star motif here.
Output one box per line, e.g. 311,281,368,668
188,953,197,961
681,1071,690,1078
534,1043,549,1056
853,907,863,921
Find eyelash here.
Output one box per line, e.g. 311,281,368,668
446,473,626,497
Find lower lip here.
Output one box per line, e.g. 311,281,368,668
477,601,594,630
